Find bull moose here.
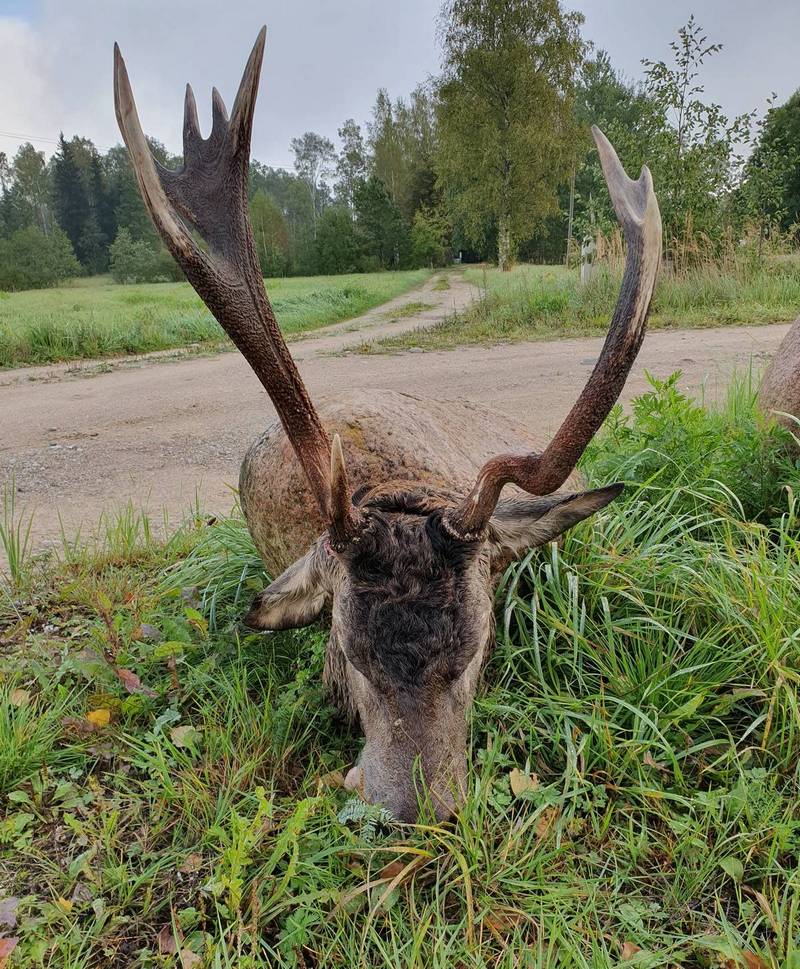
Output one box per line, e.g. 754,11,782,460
113,28,662,822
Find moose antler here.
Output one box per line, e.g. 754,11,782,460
444,127,662,539
113,28,336,521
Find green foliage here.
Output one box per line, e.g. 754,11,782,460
0,480,33,590
570,51,664,242
410,206,452,267
104,143,161,244
290,131,337,240
436,0,585,268
741,89,800,237
5,143,50,234
2,10,797,296
369,86,439,221
586,371,800,525
640,16,753,245
0,225,80,291
249,163,316,274
109,228,182,284
335,118,367,212
249,190,290,277
354,175,409,269
51,135,112,274
0,685,83,796
314,206,364,274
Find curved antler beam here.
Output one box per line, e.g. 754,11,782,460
444,127,662,539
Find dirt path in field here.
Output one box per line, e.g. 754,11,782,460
0,267,792,557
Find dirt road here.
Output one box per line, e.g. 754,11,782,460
0,270,791,554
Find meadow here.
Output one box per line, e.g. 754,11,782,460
370,256,800,353
0,269,431,369
2,371,800,967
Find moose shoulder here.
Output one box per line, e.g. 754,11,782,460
114,28,662,823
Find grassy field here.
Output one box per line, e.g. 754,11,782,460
2,373,800,966
0,269,432,369
369,257,800,352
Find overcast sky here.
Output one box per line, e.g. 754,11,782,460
0,0,797,170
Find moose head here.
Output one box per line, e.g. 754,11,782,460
114,28,661,822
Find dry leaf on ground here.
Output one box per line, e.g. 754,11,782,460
509,768,539,797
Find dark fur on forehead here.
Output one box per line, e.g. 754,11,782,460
336,506,488,692
354,481,459,516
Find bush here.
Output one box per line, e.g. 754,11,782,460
585,370,800,525
250,190,290,276
109,228,182,284
0,226,81,291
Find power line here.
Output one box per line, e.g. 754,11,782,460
0,129,116,152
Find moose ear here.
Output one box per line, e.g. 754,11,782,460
487,484,623,564
244,545,330,630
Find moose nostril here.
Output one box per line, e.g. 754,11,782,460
344,765,363,793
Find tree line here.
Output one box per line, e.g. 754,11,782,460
1,1,798,291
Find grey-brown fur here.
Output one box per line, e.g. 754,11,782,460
759,315,800,434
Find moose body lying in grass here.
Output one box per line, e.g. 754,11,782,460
114,29,662,822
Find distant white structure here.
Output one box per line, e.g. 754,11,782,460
580,236,597,285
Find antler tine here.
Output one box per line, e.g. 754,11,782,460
329,435,366,551
210,87,228,137
230,24,266,156
113,43,205,265
183,84,202,154
445,127,662,539
114,30,339,527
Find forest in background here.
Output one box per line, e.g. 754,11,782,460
0,2,799,291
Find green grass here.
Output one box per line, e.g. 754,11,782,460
2,374,800,966
0,269,432,369
369,257,800,352
381,301,434,319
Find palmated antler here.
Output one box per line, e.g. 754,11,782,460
444,127,662,540
113,28,339,523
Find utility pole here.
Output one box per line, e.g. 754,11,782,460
565,160,576,267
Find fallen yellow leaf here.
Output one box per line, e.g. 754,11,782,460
56,897,73,913
535,807,558,840
86,709,111,728
0,936,19,969
509,767,539,798
9,689,30,707
170,725,200,748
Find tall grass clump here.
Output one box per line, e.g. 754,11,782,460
0,480,34,589
161,510,267,630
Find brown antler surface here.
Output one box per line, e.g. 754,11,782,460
113,28,334,519
445,127,662,539
328,434,366,551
